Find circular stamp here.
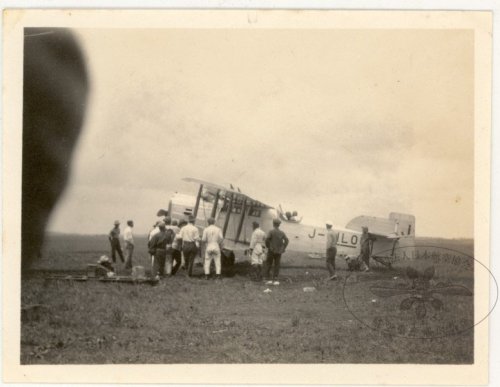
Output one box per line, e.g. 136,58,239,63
342,245,498,339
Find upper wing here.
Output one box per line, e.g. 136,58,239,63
182,177,273,209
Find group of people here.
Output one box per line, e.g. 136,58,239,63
147,215,225,280
107,215,373,284
107,215,290,284
108,220,135,270
325,221,376,279
248,218,289,285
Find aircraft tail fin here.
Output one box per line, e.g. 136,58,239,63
389,212,415,237
346,212,415,238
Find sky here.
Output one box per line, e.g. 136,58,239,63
47,28,474,238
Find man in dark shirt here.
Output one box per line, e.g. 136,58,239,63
148,221,172,279
108,220,124,264
359,226,376,272
264,218,289,286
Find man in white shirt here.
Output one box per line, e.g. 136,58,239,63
201,217,224,280
249,221,266,281
148,221,160,241
169,219,182,275
163,217,178,276
123,220,134,270
180,215,200,277
173,219,188,271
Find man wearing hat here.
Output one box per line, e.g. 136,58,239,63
148,221,174,279
249,221,266,281
201,217,224,280
180,215,201,277
325,220,338,280
264,218,289,285
162,217,177,276
359,226,376,272
108,220,124,264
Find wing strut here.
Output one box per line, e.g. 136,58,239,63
193,184,203,220
210,189,220,219
222,193,233,237
235,199,248,243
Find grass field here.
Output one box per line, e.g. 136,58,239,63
21,234,474,364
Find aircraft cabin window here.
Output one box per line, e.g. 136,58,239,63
249,209,261,217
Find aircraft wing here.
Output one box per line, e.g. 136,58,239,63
182,177,273,208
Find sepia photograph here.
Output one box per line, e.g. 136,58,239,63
2,8,494,385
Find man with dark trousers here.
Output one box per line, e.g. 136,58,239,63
108,220,124,264
123,220,134,270
170,219,182,275
325,220,338,280
264,218,289,286
148,221,170,279
359,226,376,272
180,215,200,277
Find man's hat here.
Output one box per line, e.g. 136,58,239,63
326,220,333,226
114,220,120,225
273,218,281,225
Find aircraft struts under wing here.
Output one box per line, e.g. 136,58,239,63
182,177,272,209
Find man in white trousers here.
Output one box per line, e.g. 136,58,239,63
201,217,224,280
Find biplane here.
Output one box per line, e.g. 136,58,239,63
166,178,416,268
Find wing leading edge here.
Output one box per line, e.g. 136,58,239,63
182,177,273,209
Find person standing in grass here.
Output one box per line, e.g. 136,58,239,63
359,226,376,272
201,217,224,280
249,221,266,281
123,220,134,270
170,219,182,275
175,219,188,270
108,220,124,265
162,217,176,276
148,221,171,279
264,218,289,286
180,215,200,277
325,220,338,280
